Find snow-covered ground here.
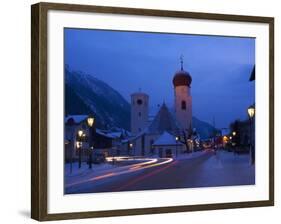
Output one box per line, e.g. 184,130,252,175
64,158,162,187
174,150,209,160
65,162,118,177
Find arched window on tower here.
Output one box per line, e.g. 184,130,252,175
181,100,186,110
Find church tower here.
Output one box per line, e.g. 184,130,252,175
131,91,149,135
173,56,192,132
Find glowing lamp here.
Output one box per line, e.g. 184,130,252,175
247,105,255,119
78,129,83,137
87,115,95,127
76,141,81,148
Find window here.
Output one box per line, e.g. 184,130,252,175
138,112,141,117
181,100,186,110
137,99,143,105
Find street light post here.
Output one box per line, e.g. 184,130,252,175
247,105,255,165
232,131,237,153
65,139,73,173
175,136,179,157
129,143,133,157
77,129,84,169
112,148,115,165
87,115,95,169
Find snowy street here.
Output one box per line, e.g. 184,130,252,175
65,150,255,194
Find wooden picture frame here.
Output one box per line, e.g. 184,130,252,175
31,2,274,221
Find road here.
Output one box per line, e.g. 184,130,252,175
65,150,255,194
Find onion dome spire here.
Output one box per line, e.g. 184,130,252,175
172,55,192,87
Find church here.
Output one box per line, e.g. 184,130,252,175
127,58,194,157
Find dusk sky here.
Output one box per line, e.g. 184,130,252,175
65,28,255,129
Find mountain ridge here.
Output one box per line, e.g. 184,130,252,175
65,68,131,130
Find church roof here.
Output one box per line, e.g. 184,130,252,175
153,131,183,146
147,103,180,134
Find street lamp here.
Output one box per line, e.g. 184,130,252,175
65,139,73,174
87,116,95,128
129,142,133,150
247,105,255,165
232,131,237,152
129,143,133,157
78,130,83,138
175,136,179,157
77,129,84,169
87,115,95,169
248,106,255,119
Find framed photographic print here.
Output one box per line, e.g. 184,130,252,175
31,2,274,221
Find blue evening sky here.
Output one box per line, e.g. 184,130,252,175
65,28,255,129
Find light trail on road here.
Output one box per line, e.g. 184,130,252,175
66,157,173,188
114,160,178,191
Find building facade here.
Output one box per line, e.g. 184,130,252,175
173,59,192,131
64,115,127,162
130,92,149,135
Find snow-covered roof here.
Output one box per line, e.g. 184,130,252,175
105,132,122,138
96,129,122,139
95,129,114,139
153,131,183,146
65,115,88,124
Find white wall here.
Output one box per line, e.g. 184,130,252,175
0,0,280,223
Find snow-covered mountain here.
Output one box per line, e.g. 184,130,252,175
192,117,218,139
65,67,131,130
